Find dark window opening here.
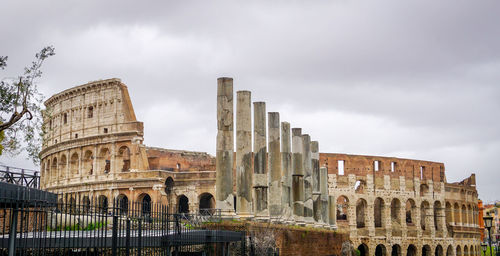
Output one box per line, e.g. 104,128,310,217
74,133,78,138
63,113,67,124
88,106,93,118
103,128,108,133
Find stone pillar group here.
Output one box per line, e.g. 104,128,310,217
215,77,332,227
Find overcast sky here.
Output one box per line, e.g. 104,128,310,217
1,0,499,203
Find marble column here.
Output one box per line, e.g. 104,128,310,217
312,141,321,223
281,122,293,221
329,195,337,229
268,112,282,220
292,128,304,222
302,134,314,224
320,166,329,226
216,77,235,215
236,91,253,218
253,102,268,219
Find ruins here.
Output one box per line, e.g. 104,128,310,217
40,77,481,256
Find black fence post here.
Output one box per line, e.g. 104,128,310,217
112,215,118,256
138,218,142,256
126,218,131,256
7,207,19,256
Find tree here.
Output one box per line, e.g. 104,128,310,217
0,46,55,164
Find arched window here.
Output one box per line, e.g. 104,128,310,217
391,198,401,226
199,193,215,215
138,193,151,216
435,245,444,256
59,154,67,179
374,197,384,228
87,106,93,118
98,195,108,214
392,244,401,256
375,244,386,256
422,245,431,256
118,146,131,172
358,243,369,256
117,194,129,215
83,150,93,175
421,201,430,231
51,157,58,178
454,203,460,225
407,245,417,256
82,196,90,213
177,195,189,213
461,205,467,225
336,196,349,222
356,198,367,228
70,153,79,175
100,148,111,174
406,199,416,224
434,201,443,231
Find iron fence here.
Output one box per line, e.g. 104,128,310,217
0,165,40,189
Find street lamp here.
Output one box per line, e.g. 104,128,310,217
484,214,494,256
483,242,488,256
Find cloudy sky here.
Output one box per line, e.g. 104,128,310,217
1,0,499,202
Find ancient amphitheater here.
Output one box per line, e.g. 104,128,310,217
40,78,481,256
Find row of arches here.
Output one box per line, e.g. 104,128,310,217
42,146,131,182
446,202,479,226
176,193,216,215
337,195,477,233
357,243,480,256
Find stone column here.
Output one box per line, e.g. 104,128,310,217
281,122,293,222
320,166,329,226
236,91,253,218
302,134,314,224
216,77,235,215
329,195,337,229
268,112,282,221
292,128,304,223
312,141,322,224
253,102,268,219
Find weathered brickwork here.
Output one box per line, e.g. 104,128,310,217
41,78,481,256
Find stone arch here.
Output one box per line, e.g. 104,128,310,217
463,245,468,256
461,204,467,225
406,199,417,225
354,180,366,194
446,245,453,256
336,195,349,221
391,198,401,226
51,157,58,178
454,203,460,225
83,150,93,175
434,201,443,231
69,197,76,214
165,177,174,194
374,197,385,228
467,205,472,225
469,245,474,256
117,146,131,172
82,196,90,213
99,147,111,174
456,245,462,256
356,198,368,228
199,192,215,215
392,244,402,256
357,243,369,256
177,195,189,213
117,194,128,215
98,195,108,214
420,184,429,195
421,201,430,231
445,202,453,228
407,244,417,256
70,152,79,175
59,154,67,179
422,244,431,256
435,245,444,256
138,193,152,215
375,244,387,256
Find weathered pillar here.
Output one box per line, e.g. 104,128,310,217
281,122,293,222
312,141,322,224
320,166,329,226
302,134,314,224
236,91,253,218
329,195,337,229
253,102,268,219
292,128,304,223
268,112,282,221
216,77,235,215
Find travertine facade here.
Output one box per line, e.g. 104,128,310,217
41,78,481,256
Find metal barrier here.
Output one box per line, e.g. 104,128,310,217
0,165,40,189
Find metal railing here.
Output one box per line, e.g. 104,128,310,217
0,165,40,189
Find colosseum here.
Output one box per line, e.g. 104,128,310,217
40,78,481,256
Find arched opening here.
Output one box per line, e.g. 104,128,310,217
469,246,474,256
51,157,58,178
391,198,401,226
406,199,416,225
456,245,462,256
454,203,460,225
446,245,453,256
336,196,349,221
82,196,90,213
420,184,429,195
70,153,79,175
358,243,369,256
83,150,93,175
356,198,367,228
421,201,430,231
463,245,468,256
99,148,111,174
376,244,387,256
165,177,174,194
354,180,366,194
374,197,384,228
445,202,453,229
407,245,417,256
98,195,108,214
467,205,472,225
199,193,215,215
392,244,401,256
69,197,76,214
59,154,67,179
118,146,131,172
435,245,443,256
117,194,128,215
461,205,467,226
434,201,443,231
138,193,151,216
422,245,431,256
177,195,189,213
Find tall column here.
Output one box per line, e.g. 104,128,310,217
312,141,321,224
281,122,293,222
236,91,253,218
268,112,282,221
329,195,337,229
302,134,314,224
320,166,329,226
216,77,235,215
253,102,268,219
292,128,304,223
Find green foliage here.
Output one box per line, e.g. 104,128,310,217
354,248,361,256
47,221,106,231
0,46,55,164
